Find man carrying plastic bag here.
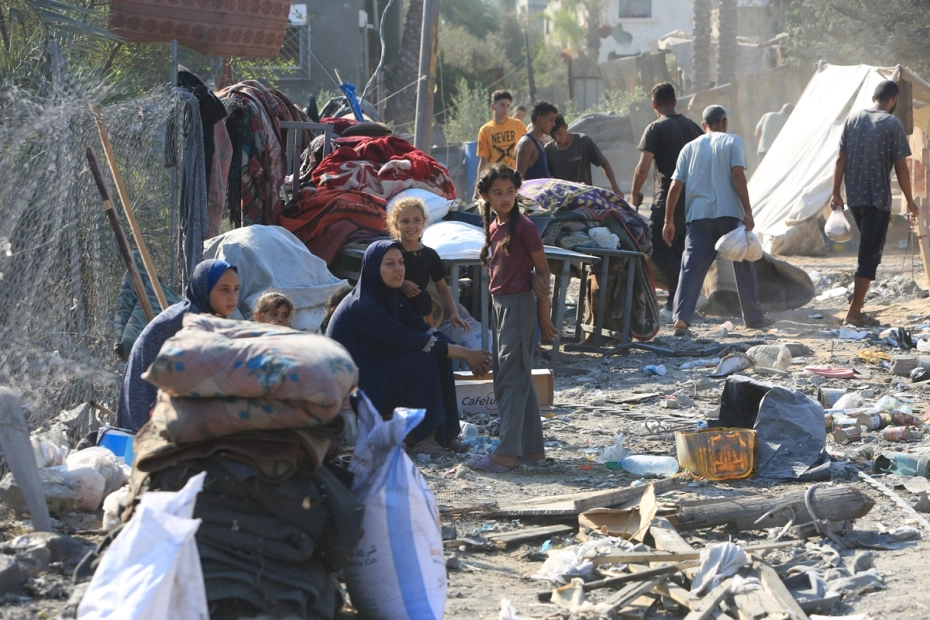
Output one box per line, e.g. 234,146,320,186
663,105,773,337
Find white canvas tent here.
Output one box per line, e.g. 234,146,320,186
749,63,930,255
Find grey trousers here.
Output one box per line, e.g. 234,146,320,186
491,291,544,458
673,217,765,327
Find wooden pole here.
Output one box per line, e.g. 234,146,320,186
89,104,169,312
85,148,156,323
524,31,537,102
915,195,930,292
413,0,440,153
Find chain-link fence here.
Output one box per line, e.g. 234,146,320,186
0,81,186,425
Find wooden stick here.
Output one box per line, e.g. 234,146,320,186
857,470,930,533
90,104,169,312
85,148,155,322
536,561,698,602
591,540,797,565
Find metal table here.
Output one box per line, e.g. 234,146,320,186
567,246,645,349
542,245,599,370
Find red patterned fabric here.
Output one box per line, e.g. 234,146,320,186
275,189,387,264
108,0,290,58
311,136,456,200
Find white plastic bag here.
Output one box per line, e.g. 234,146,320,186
31,436,68,467
101,485,131,531
77,472,208,620
67,447,126,496
825,208,852,243
345,393,446,620
715,225,763,262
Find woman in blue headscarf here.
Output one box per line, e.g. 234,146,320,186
327,240,492,456
117,259,239,431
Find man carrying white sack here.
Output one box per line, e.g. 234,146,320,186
663,105,773,337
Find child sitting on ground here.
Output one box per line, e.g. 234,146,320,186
252,291,294,327
386,197,469,332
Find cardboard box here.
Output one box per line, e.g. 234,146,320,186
453,369,553,416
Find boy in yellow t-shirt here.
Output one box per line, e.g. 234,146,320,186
474,90,526,197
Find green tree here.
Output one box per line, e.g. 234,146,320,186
783,0,930,75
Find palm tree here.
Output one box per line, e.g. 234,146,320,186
691,0,711,92
716,0,737,86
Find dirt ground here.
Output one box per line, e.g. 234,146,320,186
429,242,930,620
0,241,928,619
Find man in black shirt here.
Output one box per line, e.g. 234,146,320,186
630,82,704,319
545,115,623,196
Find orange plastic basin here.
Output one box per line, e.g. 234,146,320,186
675,428,755,481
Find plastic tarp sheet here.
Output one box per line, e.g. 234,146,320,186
203,225,347,332
749,64,929,256
753,387,830,481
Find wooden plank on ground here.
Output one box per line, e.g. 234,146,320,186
618,593,658,620
732,588,788,620
590,578,662,619
753,559,810,620
682,578,733,620
592,541,795,566
486,524,573,546
492,477,682,517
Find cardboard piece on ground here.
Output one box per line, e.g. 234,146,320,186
493,476,682,517
579,484,658,541
454,368,554,415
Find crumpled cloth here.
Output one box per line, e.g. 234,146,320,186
690,542,749,595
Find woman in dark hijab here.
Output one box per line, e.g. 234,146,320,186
327,240,491,456
117,259,239,431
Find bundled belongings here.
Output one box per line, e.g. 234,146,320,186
518,179,660,341
110,314,363,619
202,225,348,331
311,135,456,201
276,189,388,264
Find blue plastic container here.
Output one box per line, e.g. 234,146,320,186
98,428,135,466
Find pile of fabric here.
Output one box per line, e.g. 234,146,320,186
124,314,363,619
219,81,310,227
518,179,660,341
278,135,457,264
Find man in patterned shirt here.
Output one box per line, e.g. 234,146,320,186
830,80,918,327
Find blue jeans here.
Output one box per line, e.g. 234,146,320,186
673,217,765,327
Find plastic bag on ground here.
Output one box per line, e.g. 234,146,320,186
67,447,126,496
753,387,829,481
345,393,446,620
825,208,853,243
77,472,208,620
532,538,628,584
102,485,132,531
31,436,68,468
596,434,627,463
690,542,749,595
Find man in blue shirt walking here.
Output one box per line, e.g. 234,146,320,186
663,105,771,336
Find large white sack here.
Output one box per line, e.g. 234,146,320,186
421,220,486,260
203,225,347,332
78,472,208,620
345,393,446,620
824,208,853,243
387,188,453,226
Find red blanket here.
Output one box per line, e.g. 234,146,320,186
275,189,386,264
311,136,456,200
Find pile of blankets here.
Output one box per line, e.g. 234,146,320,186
125,314,363,619
277,134,457,264
519,179,660,342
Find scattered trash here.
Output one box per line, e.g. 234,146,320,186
838,326,869,340
642,364,667,376
597,434,628,463
618,455,679,477
680,358,720,370
710,353,754,377
677,428,754,480
857,349,891,364
690,542,749,595
805,366,855,379
816,287,848,301
746,344,792,372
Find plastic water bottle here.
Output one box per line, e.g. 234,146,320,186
619,455,679,476
643,364,667,376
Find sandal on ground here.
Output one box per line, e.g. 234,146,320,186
446,438,471,454
747,315,775,329
469,455,514,473
845,313,880,327
408,438,451,457
673,326,691,337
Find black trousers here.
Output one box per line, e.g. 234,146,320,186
650,201,686,311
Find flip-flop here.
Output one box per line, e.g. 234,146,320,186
446,438,471,454
469,455,514,473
